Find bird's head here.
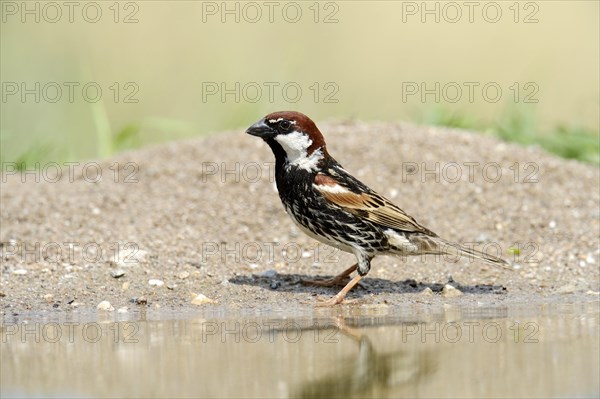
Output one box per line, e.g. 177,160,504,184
246,111,327,170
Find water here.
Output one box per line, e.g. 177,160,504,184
2,302,599,398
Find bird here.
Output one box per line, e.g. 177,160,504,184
246,111,509,306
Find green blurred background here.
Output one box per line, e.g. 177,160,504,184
1,0,598,166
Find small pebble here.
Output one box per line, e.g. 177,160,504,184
270,281,281,290
13,269,27,275
259,269,277,278
148,279,164,287
442,284,463,298
586,255,595,264
420,287,434,296
178,271,190,279
97,301,114,311
476,233,490,241
558,284,575,294
111,270,125,278
131,297,147,305
549,220,557,229
117,307,128,313
43,294,54,302
166,283,176,290
191,294,217,305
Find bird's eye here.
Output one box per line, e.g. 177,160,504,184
279,120,292,131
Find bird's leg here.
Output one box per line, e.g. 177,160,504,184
316,275,363,307
301,264,358,287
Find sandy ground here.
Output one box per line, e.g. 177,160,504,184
1,120,599,317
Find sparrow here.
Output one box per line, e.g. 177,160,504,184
246,111,509,306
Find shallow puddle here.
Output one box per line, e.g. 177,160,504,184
2,302,599,398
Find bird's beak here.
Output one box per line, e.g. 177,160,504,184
246,119,276,139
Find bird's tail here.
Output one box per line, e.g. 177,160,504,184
396,234,512,270
444,238,511,269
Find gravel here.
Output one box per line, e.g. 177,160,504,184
1,120,599,316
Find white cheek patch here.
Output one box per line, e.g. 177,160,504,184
296,149,323,171
274,131,313,163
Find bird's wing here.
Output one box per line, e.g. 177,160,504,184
313,171,434,234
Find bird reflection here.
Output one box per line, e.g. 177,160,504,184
294,319,436,398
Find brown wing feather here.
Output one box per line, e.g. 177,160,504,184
317,186,433,235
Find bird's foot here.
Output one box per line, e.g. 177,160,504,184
314,274,364,306
315,294,346,307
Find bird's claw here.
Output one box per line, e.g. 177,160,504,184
315,295,345,307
